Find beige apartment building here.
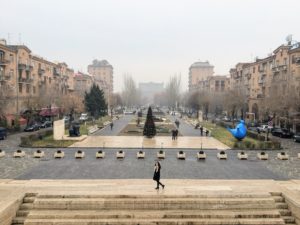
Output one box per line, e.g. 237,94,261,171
0,39,75,121
74,72,94,96
87,59,113,105
189,61,214,91
230,41,300,130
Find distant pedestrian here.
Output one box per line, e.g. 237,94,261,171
171,129,176,140
175,119,180,128
110,121,114,130
153,161,165,190
200,126,203,136
175,129,178,140
205,129,209,136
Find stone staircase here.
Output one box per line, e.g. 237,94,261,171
11,192,298,225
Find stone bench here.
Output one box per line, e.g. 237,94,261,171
157,150,165,159
33,150,45,158
237,151,248,160
54,150,64,159
217,151,227,160
75,150,85,159
96,150,105,159
137,151,145,159
13,150,25,158
257,152,268,160
116,150,125,159
0,149,5,158
277,152,289,160
103,121,111,127
197,151,206,160
177,151,186,160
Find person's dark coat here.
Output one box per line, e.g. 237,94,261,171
153,166,161,181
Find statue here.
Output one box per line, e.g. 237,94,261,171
227,120,247,141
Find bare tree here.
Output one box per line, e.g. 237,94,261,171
122,74,139,107
224,89,247,121
165,74,181,109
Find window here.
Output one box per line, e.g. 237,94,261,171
10,54,14,63
33,86,36,94
19,83,22,93
253,67,255,73
26,84,30,93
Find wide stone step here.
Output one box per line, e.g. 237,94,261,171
26,209,281,220
36,193,272,199
23,218,286,225
12,216,25,224
33,198,276,210
275,203,288,209
20,203,33,210
278,209,292,216
282,216,295,223
16,210,30,217
23,197,35,203
272,196,284,202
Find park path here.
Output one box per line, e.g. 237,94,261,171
167,114,200,136
92,115,134,136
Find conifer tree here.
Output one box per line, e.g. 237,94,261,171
84,84,107,119
143,106,156,137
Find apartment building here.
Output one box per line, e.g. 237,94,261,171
189,61,214,91
74,72,94,96
230,41,300,130
0,39,75,118
87,59,113,105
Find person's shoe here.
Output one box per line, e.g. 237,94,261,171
155,187,159,190
162,185,165,189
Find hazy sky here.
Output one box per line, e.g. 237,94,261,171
1,0,299,92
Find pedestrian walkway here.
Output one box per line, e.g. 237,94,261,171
167,115,201,136
70,136,229,149
92,115,133,136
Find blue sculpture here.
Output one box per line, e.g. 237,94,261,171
227,120,247,141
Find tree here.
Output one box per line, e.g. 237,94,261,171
122,74,139,107
224,89,247,121
62,93,85,120
165,74,181,109
84,84,107,119
143,106,156,137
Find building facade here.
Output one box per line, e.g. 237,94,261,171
74,72,94,96
189,61,214,91
230,41,300,130
0,39,75,118
87,59,113,105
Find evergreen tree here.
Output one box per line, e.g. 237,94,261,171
84,84,107,119
143,106,156,137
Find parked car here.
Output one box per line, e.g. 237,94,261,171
40,121,52,128
24,123,40,132
79,113,89,122
222,116,231,122
248,127,259,132
0,127,7,140
293,133,300,142
257,125,273,133
271,128,293,138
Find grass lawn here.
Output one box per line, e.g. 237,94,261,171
30,134,76,148
201,121,278,150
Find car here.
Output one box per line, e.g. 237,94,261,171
293,133,300,142
247,127,258,132
24,123,40,132
222,116,231,122
271,128,293,138
79,113,89,122
0,127,7,140
40,121,52,128
257,125,273,133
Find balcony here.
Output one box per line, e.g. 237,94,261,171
18,77,33,83
0,57,10,65
53,68,61,76
38,68,45,75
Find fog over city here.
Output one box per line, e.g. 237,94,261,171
1,0,299,92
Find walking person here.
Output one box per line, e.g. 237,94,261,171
200,126,203,136
110,121,114,130
171,129,175,140
175,129,178,140
153,161,165,190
